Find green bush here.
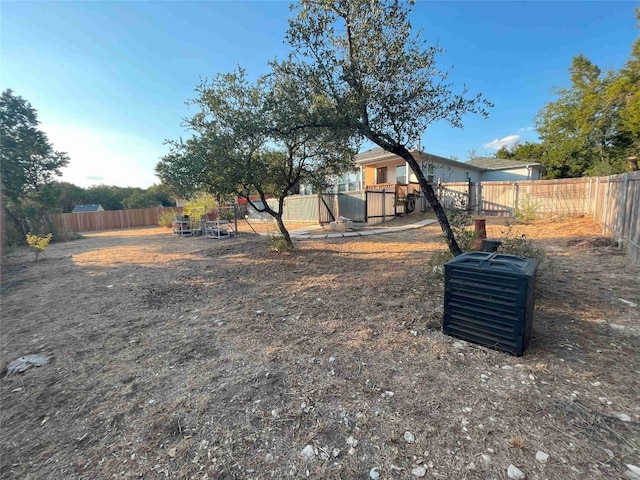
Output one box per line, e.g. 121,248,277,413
498,222,553,281
267,233,293,253
158,210,177,228
184,192,218,224
514,195,541,224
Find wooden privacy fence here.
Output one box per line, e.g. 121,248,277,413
439,171,640,264
51,207,182,232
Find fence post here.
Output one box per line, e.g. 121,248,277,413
587,178,592,217
512,182,518,215
602,178,610,235
594,177,600,220
364,191,368,223
619,173,630,248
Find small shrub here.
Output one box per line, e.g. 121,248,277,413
445,207,477,252
514,195,541,224
26,232,53,261
267,233,293,253
218,206,236,221
184,192,218,224
158,210,177,228
499,222,554,279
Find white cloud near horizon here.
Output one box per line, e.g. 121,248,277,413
42,123,163,189
483,134,520,151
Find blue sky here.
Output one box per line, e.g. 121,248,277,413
1,1,637,188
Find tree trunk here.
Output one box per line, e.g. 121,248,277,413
390,146,464,256
275,214,294,250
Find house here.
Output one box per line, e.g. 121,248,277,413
72,204,105,213
334,147,542,195
465,157,542,181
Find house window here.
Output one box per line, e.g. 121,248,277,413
396,165,406,184
422,163,434,183
376,167,387,184
337,171,361,192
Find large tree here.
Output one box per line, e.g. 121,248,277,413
157,69,356,248
535,10,640,177
282,0,491,255
1,89,69,238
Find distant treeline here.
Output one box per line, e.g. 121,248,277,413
44,182,176,213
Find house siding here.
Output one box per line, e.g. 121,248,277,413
480,167,541,182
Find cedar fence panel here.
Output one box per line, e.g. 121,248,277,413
51,207,183,233
440,172,640,264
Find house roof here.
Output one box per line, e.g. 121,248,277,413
465,157,541,171
72,204,104,213
355,147,483,171
355,148,542,172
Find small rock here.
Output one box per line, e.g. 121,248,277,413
481,374,490,382
265,453,274,463
255,309,265,315
300,445,315,462
331,448,341,458
167,447,177,458
462,407,473,413
11,387,23,393
626,464,640,480
369,467,380,480
615,413,632,422
346,436,358,447
535,450,549,464
481,454,492,465
453,341,465,349
467,462,476,470
619,298,638,307
348,447,356,456
502,365,513,370
404,431,415,443
507,464,525,479
411,466,427,477
382,391,395,398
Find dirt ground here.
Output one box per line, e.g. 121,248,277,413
1,215,639,480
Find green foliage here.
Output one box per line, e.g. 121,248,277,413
157,210,178,228
514,196,540,224
26,232,52,261
267,233,294,254
1,90,69,242
157,66,357,250
499,222,552,279
496,142,545,161
446,207,476,253
183,192,218,224
535,11,640,178
283,0,491,256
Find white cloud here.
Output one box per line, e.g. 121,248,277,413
483,134,520,151
42,123,163,188
518,126,534,133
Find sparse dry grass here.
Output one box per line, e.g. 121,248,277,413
1,215,639,479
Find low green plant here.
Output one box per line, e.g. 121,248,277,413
499,222,553,278
26,232,53,261
446,206,477,253
218,206,236,221
158,210,177,228
267,233,293,253
514,195,541,224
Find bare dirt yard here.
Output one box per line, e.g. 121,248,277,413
1,216,639,480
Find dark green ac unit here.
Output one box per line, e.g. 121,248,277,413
443,252,538,356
